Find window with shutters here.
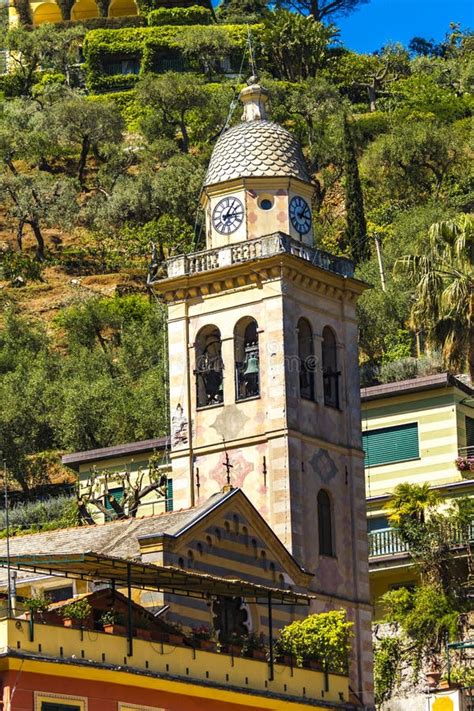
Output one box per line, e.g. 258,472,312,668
466,416,474,449
165,478,173,512
317,490,334,557
362,422,419,466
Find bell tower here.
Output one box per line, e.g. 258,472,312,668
156,79,374,706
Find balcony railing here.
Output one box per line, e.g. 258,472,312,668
167,233,355,280
0,618,349,706
369,521,474,559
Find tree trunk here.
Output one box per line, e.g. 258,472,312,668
17,219,25,250
180,118,189,154
28,220,45,260
367,84,377,112
78,135,90,185
311,0,321,20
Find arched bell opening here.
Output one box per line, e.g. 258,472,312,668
195,325,224,409
322,326,340,408
297,317,315,401
234,317,260,401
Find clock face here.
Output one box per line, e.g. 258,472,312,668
289,196,312,235
212,197,244,235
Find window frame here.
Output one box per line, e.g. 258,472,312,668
362,422,420,467
234,317,260,402
35,691,87,711
194,324,224,410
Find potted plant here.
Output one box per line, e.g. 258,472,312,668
191,625,216,652
61,599,92,629
242,632,267,660
24,592,50,623
222,632,244,657
100,610,127,635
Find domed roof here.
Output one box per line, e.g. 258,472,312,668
204,79,311,188
204,120,311,187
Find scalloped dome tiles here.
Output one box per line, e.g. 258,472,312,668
204,120,311,187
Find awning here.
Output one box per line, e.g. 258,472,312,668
0,552,313,606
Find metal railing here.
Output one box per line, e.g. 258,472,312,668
167,233,355,280
458,446,474,459
369,521,474,559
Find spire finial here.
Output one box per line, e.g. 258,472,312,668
240,76,268,122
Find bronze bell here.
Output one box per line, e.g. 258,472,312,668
243,355,259,376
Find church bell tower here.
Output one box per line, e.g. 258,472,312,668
155,78,373,705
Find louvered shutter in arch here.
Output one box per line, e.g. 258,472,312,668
362,422,419,466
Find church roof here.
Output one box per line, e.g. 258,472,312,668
204,120,311,187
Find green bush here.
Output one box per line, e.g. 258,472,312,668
83,23,264,91
61,598,92,621
88,90,144,130
3,252,45,283
374,637,400,706
354,111,390,143
0,494,77,533
277,610,352,673
147,6,212,26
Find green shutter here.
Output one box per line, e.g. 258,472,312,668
166,478,173,512
104,486,124,511
466,416,474,448
362,422,419,466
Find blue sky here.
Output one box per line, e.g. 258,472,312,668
213,1,473,54
336,0,473,53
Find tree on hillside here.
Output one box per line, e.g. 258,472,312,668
51,96,124,186
263,11,338,81
274,0,369,22
342,116,368,264
6,24,84,95
333,44,409,112
216,0,269,23
395,214,474,378
362,122,465,202
137,72,211,153
0,172,79,258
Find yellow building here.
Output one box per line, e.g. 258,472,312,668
8,0,211,27
361,373,474,616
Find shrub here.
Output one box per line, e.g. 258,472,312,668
277,610,352,673
147,6,212,26
61,598,92,621
24,592,50,614
3,252,45,283
0,494,78,534
374,637,400,706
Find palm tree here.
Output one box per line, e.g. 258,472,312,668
395,214,474,378
385,482,441,527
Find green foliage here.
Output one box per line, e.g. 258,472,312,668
342,116,368,264
24,592,50,614
373,637,400,706
262,10,338,81
61,598,92,621
147,6,212,26
277,610,352,673
0,494,78,535
216,0,268,24
3,252,45,283
381,584,459,673
378,353,444,384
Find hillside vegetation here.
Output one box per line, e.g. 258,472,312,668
0,3,473,493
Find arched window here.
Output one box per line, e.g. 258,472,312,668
195,325,223,408
298,318,315,400
322,327,340,408
317,490,334,556
234,317,260,401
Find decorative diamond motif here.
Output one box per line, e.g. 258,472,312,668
204,120,310,187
